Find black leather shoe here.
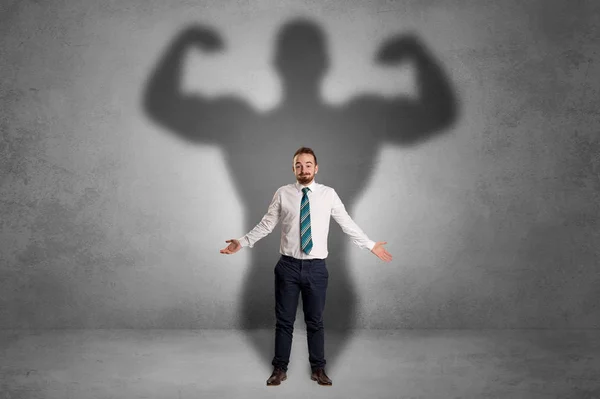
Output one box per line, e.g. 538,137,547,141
266,368,287,386
311,368,332,386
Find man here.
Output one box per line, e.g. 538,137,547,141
220,147,392,386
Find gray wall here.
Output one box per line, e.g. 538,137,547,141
1,0,599,329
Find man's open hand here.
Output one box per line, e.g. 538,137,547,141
371,241,392,262
220,239,242,255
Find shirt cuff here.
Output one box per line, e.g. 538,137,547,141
366,240,376,251
237,236,250,248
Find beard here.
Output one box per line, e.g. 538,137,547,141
296,174,313,184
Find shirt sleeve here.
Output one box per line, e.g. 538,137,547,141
330,189,376,251
237,189,282,248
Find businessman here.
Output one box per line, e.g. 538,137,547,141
220,147,392,386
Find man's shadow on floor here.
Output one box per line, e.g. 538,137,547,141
142,18,458,373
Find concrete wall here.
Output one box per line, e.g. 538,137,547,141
1,0,599,329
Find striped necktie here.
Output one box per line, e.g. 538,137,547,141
300,187,313,254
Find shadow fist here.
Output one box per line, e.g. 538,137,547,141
376,33,423,65
180,25,224,52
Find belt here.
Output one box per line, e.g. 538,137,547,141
281,254,325,262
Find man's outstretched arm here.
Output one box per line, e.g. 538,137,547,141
220,190,282,255
330,190,392,262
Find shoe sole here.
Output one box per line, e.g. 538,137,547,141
266,376,287,386
311,376,332,386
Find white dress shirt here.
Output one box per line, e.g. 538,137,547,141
238,180,376,259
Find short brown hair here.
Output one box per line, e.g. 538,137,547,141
293,147,317,165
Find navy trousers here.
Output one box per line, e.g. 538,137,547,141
271,254,328,372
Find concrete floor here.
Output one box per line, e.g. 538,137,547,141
1,329,599,399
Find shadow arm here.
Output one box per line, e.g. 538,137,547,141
379,35,458,145
142,25,247,143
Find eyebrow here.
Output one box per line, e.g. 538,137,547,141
295,161,313,165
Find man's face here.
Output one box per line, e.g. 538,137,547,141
293,153,318,185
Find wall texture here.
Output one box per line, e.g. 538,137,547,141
1,0,599,329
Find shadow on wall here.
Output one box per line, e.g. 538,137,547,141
142,18,458,370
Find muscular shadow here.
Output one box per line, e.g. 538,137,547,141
142,18,458,372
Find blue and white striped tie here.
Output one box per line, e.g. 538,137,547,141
300,187,313,254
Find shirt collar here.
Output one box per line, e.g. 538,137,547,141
295,180,316,193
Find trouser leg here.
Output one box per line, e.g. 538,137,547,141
272,257,301,371
301,259,328,371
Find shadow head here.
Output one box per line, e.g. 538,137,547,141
273,18,329,86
